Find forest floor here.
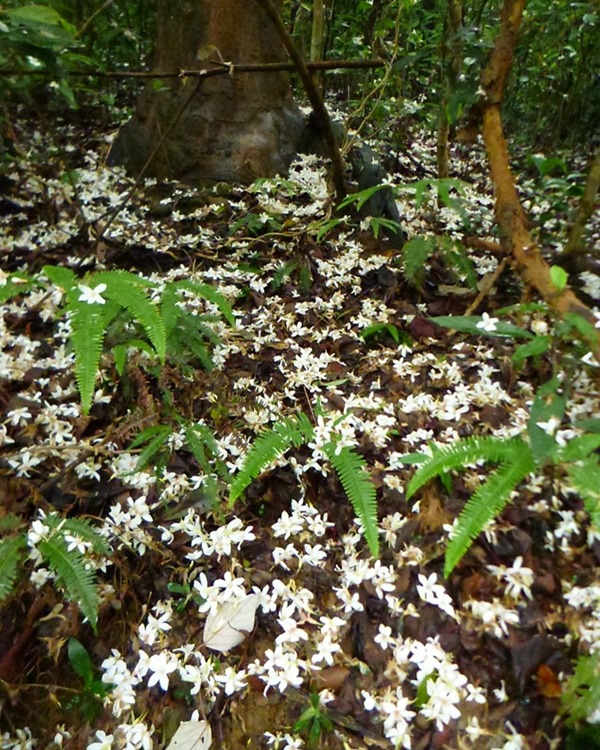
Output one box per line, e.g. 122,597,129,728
0,104,599,750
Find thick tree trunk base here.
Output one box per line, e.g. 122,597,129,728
108,85,304,184
107,0,304,185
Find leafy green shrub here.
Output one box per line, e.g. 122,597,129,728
229,412,379,556
0,513,110,633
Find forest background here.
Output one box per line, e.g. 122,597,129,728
0,2,599,750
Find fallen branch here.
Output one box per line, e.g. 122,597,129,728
0,58,386,79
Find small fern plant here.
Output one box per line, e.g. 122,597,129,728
129,417,232,509
0,512,110,633
229,412,379,556
43,266,234,414
405,379,600,576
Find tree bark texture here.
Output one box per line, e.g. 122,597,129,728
477,0,599,350
108,0,304,184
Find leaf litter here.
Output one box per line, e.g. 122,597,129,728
0,110,599,750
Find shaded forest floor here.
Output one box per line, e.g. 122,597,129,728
1,104,599,750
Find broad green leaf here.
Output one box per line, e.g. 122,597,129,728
431,315,532,339
68,637,93,686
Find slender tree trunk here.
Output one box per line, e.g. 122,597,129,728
437,0,463,181
474,0,599,350
363,0,383,49
310,0,325,92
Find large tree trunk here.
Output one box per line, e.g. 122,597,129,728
108,0,304,184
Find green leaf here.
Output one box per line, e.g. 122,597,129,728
96,271,166,362
512,335,550,367
558,435,600,463
56,517,111,556
573,418,600,434
567,458,600,527
165,280,235,326
326,444,379,557
6,5,63,26
69,303,108,414
360,323,401,344
338,183,388,212
42,264,77,290
431,315,532,339
550,265,568,291
0,534,25,599
68,637,93,686
131,426,172,472
0,274,35,304
39,535,99,633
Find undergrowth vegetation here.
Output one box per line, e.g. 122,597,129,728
0,2,599,750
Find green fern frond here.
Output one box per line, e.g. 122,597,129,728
326,444,379,556
407,436,529,499
0,274,36,304
444,452,534,576
185,423,231,483
0,513,24,533
165,280,235,326
70,303,108,415
401,236,436,286
0,534,26,599
53,518,112,556
43,264,77,290
39,534,100,633
95,271,166,362
229,414,314,506
567,458,600,528
130,425,173,471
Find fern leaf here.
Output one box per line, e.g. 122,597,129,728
229,415,314,506
567,458,600,528
96,271,166,362
407,436,528,499
55,518,112,556
0,534,25,599
0,274,35,304
186,423,232,483
401,236,435,286
166,280,235,326
326,445,379,557
70,303,108,415
159,285,181,339
0,513,24,533
444,452,534,576
39,535,100,633
185,424,214,476
43,264,77,290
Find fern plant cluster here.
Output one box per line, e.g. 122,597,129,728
0,512,110,633
36,266,234,414
405,312,600,576
229,411,380,556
